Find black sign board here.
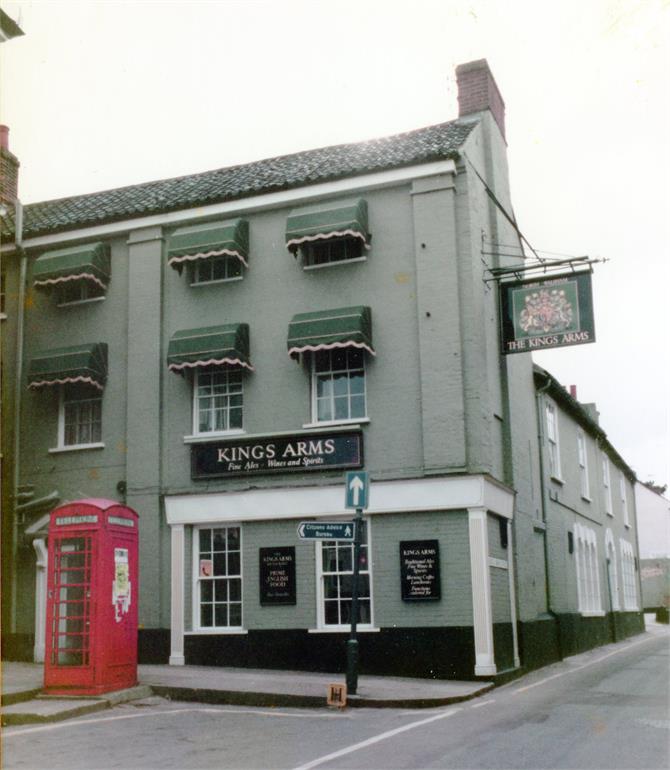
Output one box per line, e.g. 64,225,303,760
500,271,596,354
259,547,296,606
400,540,441,601
192,430,363,480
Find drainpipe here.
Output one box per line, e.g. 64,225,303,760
535,372,563,660
11,199,26,632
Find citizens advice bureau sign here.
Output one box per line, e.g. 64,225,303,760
500,271,596,354
191,430,363,480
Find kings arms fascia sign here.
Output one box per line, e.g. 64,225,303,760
500,271,596,355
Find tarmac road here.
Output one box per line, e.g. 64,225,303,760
3,626,669,770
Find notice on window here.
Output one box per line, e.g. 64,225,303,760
199,559,213,577
399,540,441,601
113,547,131,622
259,547,296,606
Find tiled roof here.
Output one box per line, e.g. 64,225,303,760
1,118,477,241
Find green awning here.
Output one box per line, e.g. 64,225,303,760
167,219,249,269
285,199,370,253
33,242,111,290
167,323,253,373
287,306,374,358
27,343,108,390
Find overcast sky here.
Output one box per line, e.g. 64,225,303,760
1,0,669,487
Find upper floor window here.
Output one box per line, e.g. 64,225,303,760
287,306,374,427
577,430,590,499
602,454,613,516
57,280,105,306
300,237,364,268
194,368,243,434
33,242,110,304
286,198,370,269
620,472,630,527
312,349,366,423
61,383,102,448
167,219,249,284
191,254,242,285
545,400,561,479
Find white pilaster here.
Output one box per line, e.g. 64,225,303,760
169,524,185,666
468,507,496,675
507,519,520,668
32,539,48,663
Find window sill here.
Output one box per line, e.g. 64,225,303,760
308,626,380,634
303,256,367,271
302,418,370,429
580,611,605,617
606,511,614,517
550,475,564,485
0,312,7,321
185,628,248,636
184,430,246,444
189,276,244,287
56,296,106,308
581,495,592,503
624,523,631,529
49,442,105,454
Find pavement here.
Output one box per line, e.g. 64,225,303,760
1,661,493,725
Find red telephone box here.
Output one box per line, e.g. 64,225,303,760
44,499,139,695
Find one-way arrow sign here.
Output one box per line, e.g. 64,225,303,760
297,522,355,541
345,471,369,510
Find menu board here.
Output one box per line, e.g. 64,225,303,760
259,547,296,606
399,540,441,601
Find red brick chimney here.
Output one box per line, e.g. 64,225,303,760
1,125,20,205
456,59,506,140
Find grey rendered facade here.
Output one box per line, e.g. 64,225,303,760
1,60,643,679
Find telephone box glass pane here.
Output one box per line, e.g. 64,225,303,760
50,537,92,667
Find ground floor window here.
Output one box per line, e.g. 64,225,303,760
605,529,620,610
318,522,372,629
574,523,601,614
195,526,242,629
620,539,638,610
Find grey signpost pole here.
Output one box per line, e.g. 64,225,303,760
346,505,363,694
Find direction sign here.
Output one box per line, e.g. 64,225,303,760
345,471,369,510
297,521,355,541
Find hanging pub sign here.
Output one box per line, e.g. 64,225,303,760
259,547,296,606
500,271,596,354
400,540,441,601
192,430,363,480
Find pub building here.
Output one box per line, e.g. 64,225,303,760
1,60,643,679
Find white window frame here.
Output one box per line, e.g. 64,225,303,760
602,453,613,516
300,236,366,270
313,519,375,632
56,280,106,307
619,539,638,610
620,472,630,527
545,399,562,480
605,529,620,611
577,429,590,500
310,348,368,426
192,524,243,633
189,255,244,286
192,368,244,437
53,384,104,451
574,523,603,615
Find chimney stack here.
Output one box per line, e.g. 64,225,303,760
0,124,20,205
569,385,577,400
456,59,506,140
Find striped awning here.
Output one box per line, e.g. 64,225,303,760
287,306,374,359
33,242,111,290
167,219,249,269
167,323,253,373
285,199,370,254
28,343,108,390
